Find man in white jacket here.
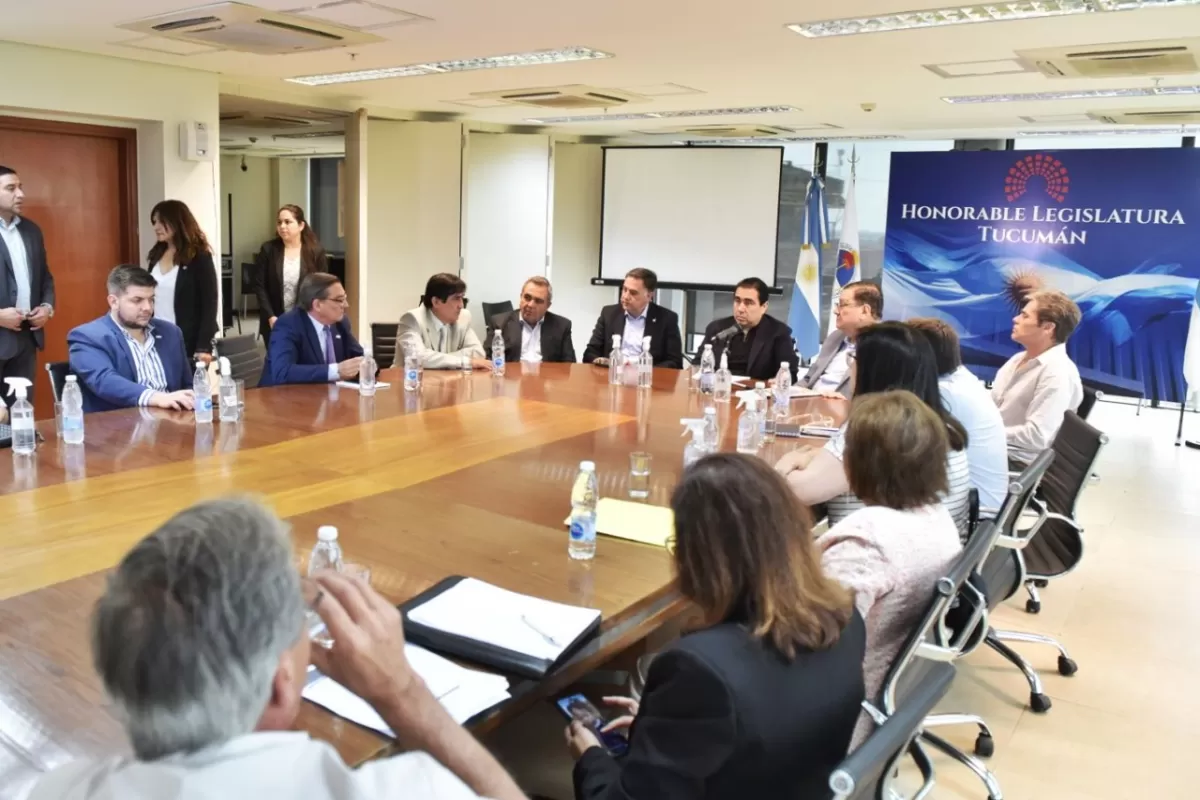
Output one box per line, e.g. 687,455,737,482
398,273,490,371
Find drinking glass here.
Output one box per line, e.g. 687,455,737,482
629,451,652,499
54,402,63,438
235,379,246,409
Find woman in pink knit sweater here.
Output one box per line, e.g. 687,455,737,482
820,390,963,748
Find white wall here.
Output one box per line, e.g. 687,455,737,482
363,119,462,332
0,41,221,263
462,132,551,338
220,154,275,298
272,158,309,211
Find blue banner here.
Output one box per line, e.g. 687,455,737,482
884,148,1200,403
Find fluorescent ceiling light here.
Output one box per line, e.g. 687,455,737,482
287,45,611,86
688,135,902,144
943,85,1200,103
1018,126,1200,134
788,0,1200,37
525,106,798,124
924,58,1034,78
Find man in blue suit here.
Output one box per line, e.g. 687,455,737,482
260,272,364,387
68,265,195,413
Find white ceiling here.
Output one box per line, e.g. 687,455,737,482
7,0,1200,139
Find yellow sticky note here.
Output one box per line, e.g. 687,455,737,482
563,499,675,549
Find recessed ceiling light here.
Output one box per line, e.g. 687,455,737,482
1018,126,1200,134
943,85,1200,103
924,58,1035,78
787,0,1200,38
525,106,798,124
286,45,612,86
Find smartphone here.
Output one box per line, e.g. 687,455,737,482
556,693,629,756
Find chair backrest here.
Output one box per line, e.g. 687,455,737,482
220,265,235,329
1076,386,1101,420
481,301,514,323
829,661,954,800
240,262,257,294
45,361,71,403
978,448,1057,608
215,334,263,389
371,322,400,369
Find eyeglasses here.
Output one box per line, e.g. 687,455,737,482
323,295,350,307
836,300,863,311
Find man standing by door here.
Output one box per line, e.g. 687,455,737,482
0,165,55,409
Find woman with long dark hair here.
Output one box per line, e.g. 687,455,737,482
147,200,219,359
565,453,865,799
253,205,327,347
776,321,972,531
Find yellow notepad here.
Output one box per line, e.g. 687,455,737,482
564,499,675,549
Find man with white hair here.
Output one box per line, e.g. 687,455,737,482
28,497,524,800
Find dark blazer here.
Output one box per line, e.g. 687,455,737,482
0,216,56,358
260,306,363,387
67,315,192,413
582,303,683,369
799,330,852,396
152,251,219,357
574,612,867,800
486,309,576,364
695,314,798,382
252,239,327,339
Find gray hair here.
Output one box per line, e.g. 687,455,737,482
522,275,553,302
92,497,304,760
296,272,340,312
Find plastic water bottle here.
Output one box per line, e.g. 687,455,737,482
681,417,715,468
774,361,792,410
218,356,239,422
492,328,505,377
193,361,213,424
637,336,653,389
359,350,377,396
699,344,716,394
702,406,720,452
756,381,775,442
713,350,732,404
737,394,761,454
61,375,85,445
308,526,344,574
568,461,599,560
608,335,623,386
403,349,421,392
4,378,36,455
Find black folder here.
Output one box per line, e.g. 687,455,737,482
399,575,602,680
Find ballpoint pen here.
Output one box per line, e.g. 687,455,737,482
521,614,562,648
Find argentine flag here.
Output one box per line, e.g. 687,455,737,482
1184,279,1200,403
828,169,861,335
788,175,828,359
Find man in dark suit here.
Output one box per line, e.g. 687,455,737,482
260,272,364,387
582,267,683,369
0,166,57,409
694,277,798,382
798,280,881,397
485,276,575,364
68,265,194,413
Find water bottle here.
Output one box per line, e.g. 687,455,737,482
737,394,761,454
359,350,377,396
608,335,623,386
681,418,711,468
61,375,85,446
5,378,36,455
773,361,792,410
218,357,239,422
713,350,732,404
699,344,715,394
403,348,421,392
702,406,720,452
756,381,775,442
193,361,213,424
308,526,344,574
637,336,653,389
568,460,599,560
491,328,505,377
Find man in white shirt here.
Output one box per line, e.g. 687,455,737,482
797,281,880,397
909,317,1009,509
398,273,490,370
485,276,576,364
29,497,524,800
991,289,1084,466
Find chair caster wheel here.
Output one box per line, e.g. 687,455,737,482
1030,693,1052,713
1058,656,1078,677
974,732,995,758
1033,579,1049,588
1025,598,1042,614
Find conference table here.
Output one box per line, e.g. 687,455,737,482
0,362,842,797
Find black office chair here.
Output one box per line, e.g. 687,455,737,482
371,322,400,370
1076,386,1101,421
481,301,514,323
45,361,71,403
221,263,240,334
828,661,954,800
240,262,258,326
214,334,263,389
1021,411,1109,614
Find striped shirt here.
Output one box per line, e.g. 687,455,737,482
115,318,169,407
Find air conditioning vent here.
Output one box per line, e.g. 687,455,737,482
1089,108,1200,124
470,85,649,110
1020,38,1200,79
118,2,383,55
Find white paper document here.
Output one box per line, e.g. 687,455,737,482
407,578,601,662
789,386,819,397
303,644,511,736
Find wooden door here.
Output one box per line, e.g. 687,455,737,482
0,116,138,419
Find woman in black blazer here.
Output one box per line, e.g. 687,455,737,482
147,200,218,358
252,204,327,348
566,453,866,800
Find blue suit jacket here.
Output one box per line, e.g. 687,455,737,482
260,307,363,387
67,315,192,413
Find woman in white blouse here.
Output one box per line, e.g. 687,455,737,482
147,200,218,359
252,205,327,348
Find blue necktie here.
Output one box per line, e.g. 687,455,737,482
324,326,336,364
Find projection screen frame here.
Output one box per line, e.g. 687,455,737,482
596,145,785,292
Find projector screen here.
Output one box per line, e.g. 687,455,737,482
599,146,783,288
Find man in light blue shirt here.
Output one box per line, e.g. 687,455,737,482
582,268,683,369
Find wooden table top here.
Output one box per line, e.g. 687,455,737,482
0,363,843,797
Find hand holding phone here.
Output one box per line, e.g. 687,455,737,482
556,693,629,756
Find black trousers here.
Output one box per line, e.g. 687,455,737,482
0,334,38,409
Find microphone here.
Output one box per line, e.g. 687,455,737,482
714,324,741,342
